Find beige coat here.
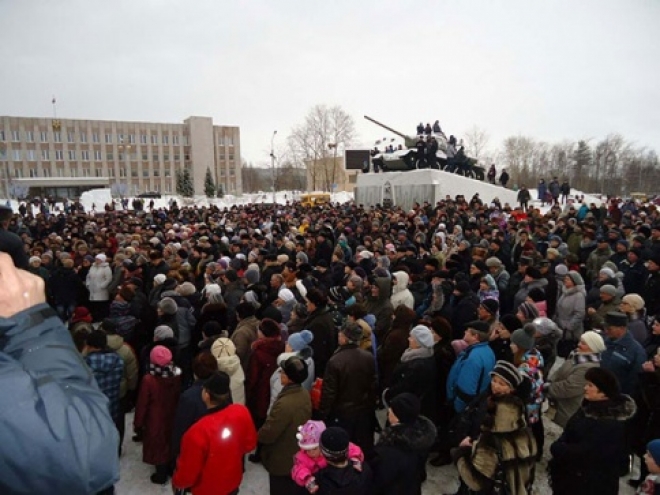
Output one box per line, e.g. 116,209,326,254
547,352,600,427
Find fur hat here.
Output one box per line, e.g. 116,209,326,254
259,318,281,338
297,420,327,450
622,293,645,312
490,360,523,390
486,257,502,268
150,345,172,367
154,325,174,341
340,321,364,343
390,392,421,424
410,325,435,348
585,367,620,399
281,355,309,384
158,297,178,315
177,282,196,297
511,323,537,350
581,331,606,353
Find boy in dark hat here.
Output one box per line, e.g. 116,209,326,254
316,427,373,495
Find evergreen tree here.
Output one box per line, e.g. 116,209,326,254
175,170,185,196
573,140,592,190
204,168,216,198
176,169,194,197
217,183,224,198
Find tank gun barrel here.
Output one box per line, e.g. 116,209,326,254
364,115,408,140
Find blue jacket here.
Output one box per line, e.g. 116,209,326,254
601,331,646,395
446,341,496,413
0,304,119,494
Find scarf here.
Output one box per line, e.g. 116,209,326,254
573,352,601,365
400,346,434,363
149,362,176,377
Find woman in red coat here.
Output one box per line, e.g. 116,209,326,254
246,318,284,462
134,345,182,484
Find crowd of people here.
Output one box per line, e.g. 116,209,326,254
2,188,660,495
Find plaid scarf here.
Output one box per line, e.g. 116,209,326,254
149,362,176,378
572,352,601,365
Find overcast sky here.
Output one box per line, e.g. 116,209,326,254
1,0,658,165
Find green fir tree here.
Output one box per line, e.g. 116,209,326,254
204,168,216,198
176,169,194,197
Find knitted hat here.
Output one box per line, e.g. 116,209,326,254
622,293,645,312
150,345,172,367
581,331,606,353
153,274,166,286
320,427,350,462
297,420,327,450
585,367,620,399
211,337,237,359
29,256,41,264
466,320,491,337
546,248,560,258
554,264,568,277
410,325,435,349
481,299,499,316
599,267,615,279
599,284,617,297
340,321,364,343
288,329,314,351
177,282,196,297
204,371,231,396
71,306,92,324
517,302,540,321
647,439,660,465
490,360,523,389
500,314,522,333
95,253,107,262
278,288,295,303
154,325,174,341
567,270,585,286
605,311,628,327
281,355,309,384
511,323,537,350
390,393,421,424
158,297,178,315
245,269,260,286
259,318,281,338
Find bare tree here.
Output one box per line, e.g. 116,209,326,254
287,104,356,191
463,125,491,163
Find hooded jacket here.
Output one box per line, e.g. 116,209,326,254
215,350,246,406
365,277,394,341
106,334,138,399
86,262,112,301
555,285,586,341
390,271,414,310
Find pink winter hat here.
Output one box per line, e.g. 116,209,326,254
150,345,172,367
296,420,326,450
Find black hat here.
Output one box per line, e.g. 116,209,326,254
490,360,523,390
320,427,350,462
390,392,421,424
281,356,309,385
500,314,522,333
605,311,628,327
204,371,231,396
466,320,491,337
316,259,329,269
481,299,499,316
86,330,107,349
473,260,488,272
128,277,143,288
100,318,117,334
455,280,471,294
519,256,533,266
0,204,12,221
259,318,281,337
585,367,620,399
525,266,542,280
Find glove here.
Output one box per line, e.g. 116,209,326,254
305,477,319,493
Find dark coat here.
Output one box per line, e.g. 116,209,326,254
48,266,83,306
364,277,394,342
643,271,660,317
316,463,373,495
450,292,479,340
170,379,208,462
246,337,285,422
305,306,338,378
549,395,636,495
371,416,437,495
385,353,438,422
134,373,182,466
377,322,411,390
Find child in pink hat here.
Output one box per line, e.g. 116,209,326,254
291,420,363,493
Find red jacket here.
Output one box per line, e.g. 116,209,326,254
173,404,257,495
246,337,284,421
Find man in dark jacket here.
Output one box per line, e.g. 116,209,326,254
601,311,646,396
450,281,480,340
315,231,335,265
642,255,660,317
0,253,119,494
0,206,29,269
316,427,373,495
49,257,83,320
320,322,377,460
304,287,338,377
364,277,393,341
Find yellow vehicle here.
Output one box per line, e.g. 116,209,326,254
301,192,331,207
631,192,648,203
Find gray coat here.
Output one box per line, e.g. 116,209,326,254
547,352,600,427
554,285,586,341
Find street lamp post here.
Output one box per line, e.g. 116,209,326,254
328,143,338,192
270,130,277,203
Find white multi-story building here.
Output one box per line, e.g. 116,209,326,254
0,115,241,199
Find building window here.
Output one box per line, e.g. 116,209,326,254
173,135,179,145
229,154,234,161
94,150,102,161
229,169,235,176
40,149,49,161
82,168,90,177
163,154,169,161
108,167,115,177
11,130,20,142
153,154,159,162
143,169,149,178
70,168,77,177
0,148,5,161
54,132,61,143
165,181,171,193
40,131,47,142
142,153,148,161
220,169,226,176
140,134,147,144
82,150,90,161
162,135,169,145
117,134,124,144
67,132,74,143
80,132,87,143
174,154,180,161
128,134,135,144
120,168,126,177
105,133,112,144
151,135,158,145
55,150,64,160
26,131,34,142
68,150,76,160
183,136,189,145
14,168,23,178
131,169,138,178
29,168,37,178
153,169,160,177
107,152,114,160
0,130,5,141
57,167,64,177
27,150,35,161
164,169,171,177
12,149,21,161
43,167,51,178
92,132,100,143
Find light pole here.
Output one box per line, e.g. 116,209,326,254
328,142,338,192
270,130,277,203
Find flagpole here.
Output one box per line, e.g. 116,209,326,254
52,96,57,119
